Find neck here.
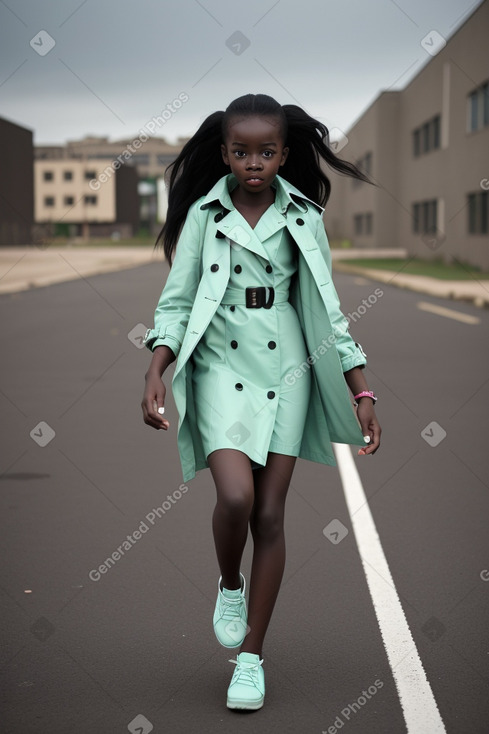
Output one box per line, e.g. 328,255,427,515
231,184,275,209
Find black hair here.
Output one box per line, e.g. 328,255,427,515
155,93,377,264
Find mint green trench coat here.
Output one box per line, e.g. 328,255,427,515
144,173,368,483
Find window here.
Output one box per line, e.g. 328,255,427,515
44,196,55,206
157,154,177,166
352,151,373,187
364,152,372,175
365,212,373,235
84,171,97,180
467,80,489,132
413,129,420,157
130,154,150,165
353,212,374,235
64,196,75,206
84,195,97,205
43,171,54,181
422,122,430,153
412,199,438,234
413,203,420,233
413,115,441,157
432,115,440,149
483,82,489,126
63,170,73,181
467,191,488,234
469,92,478,131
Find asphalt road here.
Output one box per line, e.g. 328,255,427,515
0,261,488,733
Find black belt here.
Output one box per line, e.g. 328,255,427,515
221,286,289,308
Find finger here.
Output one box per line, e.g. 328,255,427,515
151,398,167,426
145,414,170,430
143,398,169,430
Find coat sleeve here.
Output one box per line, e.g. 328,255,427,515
314,214,368,372
143,198,204,358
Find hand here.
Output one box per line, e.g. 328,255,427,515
355,399,381,456
141,372,170,430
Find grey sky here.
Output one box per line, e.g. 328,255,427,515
0,0,483,146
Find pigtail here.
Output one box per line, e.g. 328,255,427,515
155,94,378,264
281,105,377,207
154,110,229,263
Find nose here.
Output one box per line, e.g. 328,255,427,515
247,155,262,169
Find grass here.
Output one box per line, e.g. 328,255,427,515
337,257,489,280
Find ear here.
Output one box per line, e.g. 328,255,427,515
221,143,230,166
280,146,289,166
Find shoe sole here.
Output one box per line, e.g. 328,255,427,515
227,698,264,710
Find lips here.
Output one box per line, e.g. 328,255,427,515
245,176,263,182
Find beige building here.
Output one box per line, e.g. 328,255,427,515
36,134,186,180
325,0,489,270
36,135,186,235
34,158,139,238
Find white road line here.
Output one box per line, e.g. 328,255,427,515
333,442,446,733
417,301,480,324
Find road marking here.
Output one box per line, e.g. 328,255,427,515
417,301,480,324
333,442,446,733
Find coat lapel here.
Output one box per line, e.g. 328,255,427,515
215,210,270,261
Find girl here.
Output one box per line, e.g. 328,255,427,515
141,94,381,711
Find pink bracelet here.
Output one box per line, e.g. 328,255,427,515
354,390,377,405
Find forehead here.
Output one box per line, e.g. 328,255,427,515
224,115,284,143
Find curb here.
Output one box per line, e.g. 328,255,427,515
0,247,165,295
332,262,489,310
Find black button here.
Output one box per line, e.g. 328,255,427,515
267,391,275,399
265,264,272,273
231,340,238,349
235,383,243,391
214,211,225,222
210,263,219,272
230,305,235,311
216,230,226,238
268,341,276,349
234,264,242,273
296,218,304,225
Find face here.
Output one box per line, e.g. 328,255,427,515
221,115,289,193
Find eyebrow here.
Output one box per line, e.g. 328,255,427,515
230,141,278,147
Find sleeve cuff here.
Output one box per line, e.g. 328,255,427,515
341,342,367,372
143,329,181,357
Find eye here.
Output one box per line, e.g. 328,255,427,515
263,150,274,158
233,150,246,158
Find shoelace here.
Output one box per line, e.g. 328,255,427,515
218,593,245,621
228,657,264,687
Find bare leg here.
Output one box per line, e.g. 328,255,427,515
240,452,297,657
207,448,255,591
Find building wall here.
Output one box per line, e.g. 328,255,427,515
399,0,489,268
325,0,489,270
327,92,402,250
34,159,116,224
0,117,34,245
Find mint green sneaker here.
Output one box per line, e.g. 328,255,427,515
227,652,265,710
213,573,248,648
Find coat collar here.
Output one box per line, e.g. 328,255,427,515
199,173,324,216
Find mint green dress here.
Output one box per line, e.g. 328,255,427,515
190,202,312,471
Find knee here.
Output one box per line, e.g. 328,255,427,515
216,484,254,523
250,506,284,541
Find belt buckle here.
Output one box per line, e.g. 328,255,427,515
245,286,274,308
